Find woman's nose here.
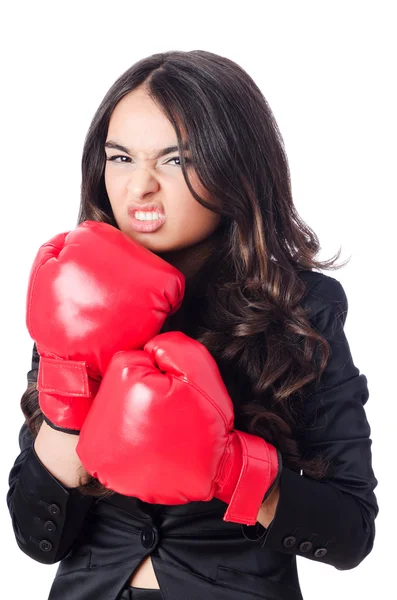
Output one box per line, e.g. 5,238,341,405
127,166,160,197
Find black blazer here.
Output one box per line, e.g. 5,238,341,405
6,271,378,600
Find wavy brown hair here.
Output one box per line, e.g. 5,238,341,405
21,50,349,499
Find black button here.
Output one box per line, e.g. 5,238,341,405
141,525,158,549
49,503,61,516
282,536,296,548
299,541,313,553
39,539,53,552
45,520,57,533
314,547,328,558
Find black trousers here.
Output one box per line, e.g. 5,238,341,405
119,586,163,599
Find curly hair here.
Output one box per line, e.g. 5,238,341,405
21,49,349,499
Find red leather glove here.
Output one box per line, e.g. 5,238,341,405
26,221,185,433
76,331,281,525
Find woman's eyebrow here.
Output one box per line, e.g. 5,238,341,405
104,141,189,158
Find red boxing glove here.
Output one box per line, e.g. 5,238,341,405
77,331,281,525
26,221,185,433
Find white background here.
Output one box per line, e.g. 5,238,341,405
0,1,395,598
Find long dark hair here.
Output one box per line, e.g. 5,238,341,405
21,50,348,498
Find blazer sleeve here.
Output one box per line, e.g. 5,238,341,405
242,274,379,571
6,343,95,565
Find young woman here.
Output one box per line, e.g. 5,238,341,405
7,50,378,600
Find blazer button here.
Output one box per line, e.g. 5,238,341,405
39,540,53,552
282,536,297,548
299,541,313,553
141,525,158,549
314,547,328,558
45,520,57,533
49,503,61,516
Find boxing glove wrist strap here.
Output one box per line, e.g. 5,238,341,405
215,430,281,526
37,357,100,432
38,356,99,397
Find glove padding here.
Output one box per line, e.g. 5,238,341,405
76,331,281,525
26,221,185,433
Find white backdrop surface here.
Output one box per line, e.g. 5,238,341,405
0,1,395,598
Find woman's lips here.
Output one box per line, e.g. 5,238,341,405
128,203,164,215
128,212,166,233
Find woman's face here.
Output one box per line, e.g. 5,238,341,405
104,87,221,256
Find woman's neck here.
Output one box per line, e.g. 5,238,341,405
158,237,216,280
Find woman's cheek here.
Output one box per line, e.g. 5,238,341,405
105,172,124,206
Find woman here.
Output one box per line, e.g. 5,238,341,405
7,50,378,600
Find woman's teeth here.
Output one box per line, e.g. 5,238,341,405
134,211,162,221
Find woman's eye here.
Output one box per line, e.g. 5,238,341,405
165,156,191,166
106,155,131,163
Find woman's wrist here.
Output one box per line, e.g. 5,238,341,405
257,481,280,528
34,420,89,488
